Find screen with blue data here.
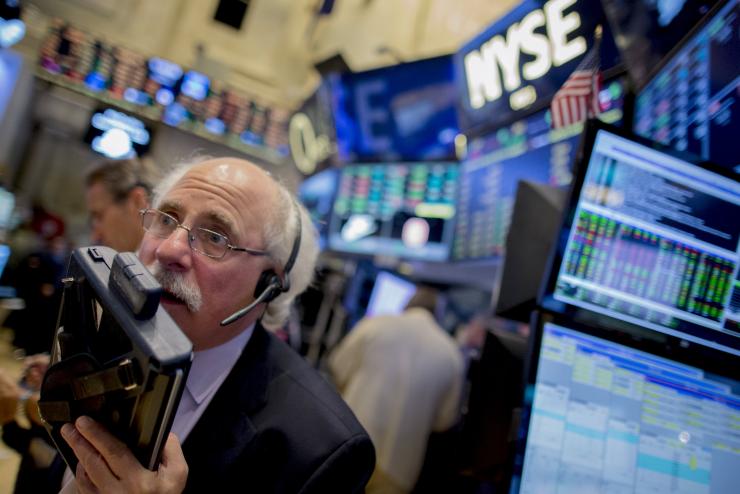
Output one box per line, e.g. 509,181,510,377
543,126,740,355
452,79,626,261
328,162,458,261
331,56,459,162
516,321,740,494
365,271,416,317
634,0,739,175
299,168,340,250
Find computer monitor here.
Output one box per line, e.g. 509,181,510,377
365,271,416,317
327,161,459,262
601,0,719,89
495,181,569,323
84,107,153,158
330,55,459,162
298,168,340,250
540,121,740,356
634,0,739,175
510,311,740,494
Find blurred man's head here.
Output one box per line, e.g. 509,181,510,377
137,157,318,350
405,286,439,314
85,157,159,252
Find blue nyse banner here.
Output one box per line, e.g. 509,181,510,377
454,0,620,134
331,55,460,162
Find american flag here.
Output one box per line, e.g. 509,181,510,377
550,42,602,129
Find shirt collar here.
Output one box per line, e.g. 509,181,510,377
186,323,255,405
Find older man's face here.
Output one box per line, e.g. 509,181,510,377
137,160,276,350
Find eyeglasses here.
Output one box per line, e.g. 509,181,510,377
140,208,268,260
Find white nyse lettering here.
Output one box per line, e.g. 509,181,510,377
545,0,586,66
355,80,392,152
464,50,492,110
487,24,522,92
518,9,551,80
463,0,586,109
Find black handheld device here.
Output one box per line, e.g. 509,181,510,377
38,246,193,471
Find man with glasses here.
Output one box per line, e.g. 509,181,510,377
57,157,375,493
85,157,159,252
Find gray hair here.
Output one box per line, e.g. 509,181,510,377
151,157,319,329
260,186,319,329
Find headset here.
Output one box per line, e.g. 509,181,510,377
220,204,302,326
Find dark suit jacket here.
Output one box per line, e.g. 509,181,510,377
181,324,376,493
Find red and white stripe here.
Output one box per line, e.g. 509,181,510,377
550,47,602,129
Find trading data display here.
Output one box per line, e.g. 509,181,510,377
328,162,458,262
454,138,577,260
516,321,740,494
36,20,290,159
634,0,739,175
547,127,740,354
453,80,626,261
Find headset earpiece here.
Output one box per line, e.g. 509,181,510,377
254,270,282,304
220,200,303,326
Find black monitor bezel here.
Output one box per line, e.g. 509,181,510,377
509,308,740,493
537,119,740,357
633,0,733,95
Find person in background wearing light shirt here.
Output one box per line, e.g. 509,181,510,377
329,286,465,494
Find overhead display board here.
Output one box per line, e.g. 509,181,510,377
454,0,620,135
37,20,290,165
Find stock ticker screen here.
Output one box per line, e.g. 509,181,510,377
542,125,740,355
36,20,290,156
634,0,739,175
513,320,740,494
452,80,626,261
327,162,458,262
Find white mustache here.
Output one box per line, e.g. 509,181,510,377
147,263,202,312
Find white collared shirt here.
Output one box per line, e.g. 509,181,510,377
171,323,255,441
60,323,255,493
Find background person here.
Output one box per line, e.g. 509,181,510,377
329,286,465,494
84,156,159,252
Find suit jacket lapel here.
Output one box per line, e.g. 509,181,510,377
182,324,272,476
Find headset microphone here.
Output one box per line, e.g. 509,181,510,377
219,203,302,327
220,282,280,326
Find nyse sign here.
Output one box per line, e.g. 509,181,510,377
456,0,606,132
464,0,585,109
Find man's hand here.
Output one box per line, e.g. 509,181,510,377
61,416,188,494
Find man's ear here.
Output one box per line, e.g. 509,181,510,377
128,186,150,210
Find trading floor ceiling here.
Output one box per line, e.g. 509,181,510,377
18,0,519,106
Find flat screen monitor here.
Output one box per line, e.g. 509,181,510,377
540,120,740,355
495,181,568,323
634,0,739,175
331,55,459,162
84,107,152,158
298,168,340,249
365,271,416,317
327,161,458,262
601,0,719,88
510,311,740,494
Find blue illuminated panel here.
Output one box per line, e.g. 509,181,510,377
634,0,739,175
518,322,740,494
